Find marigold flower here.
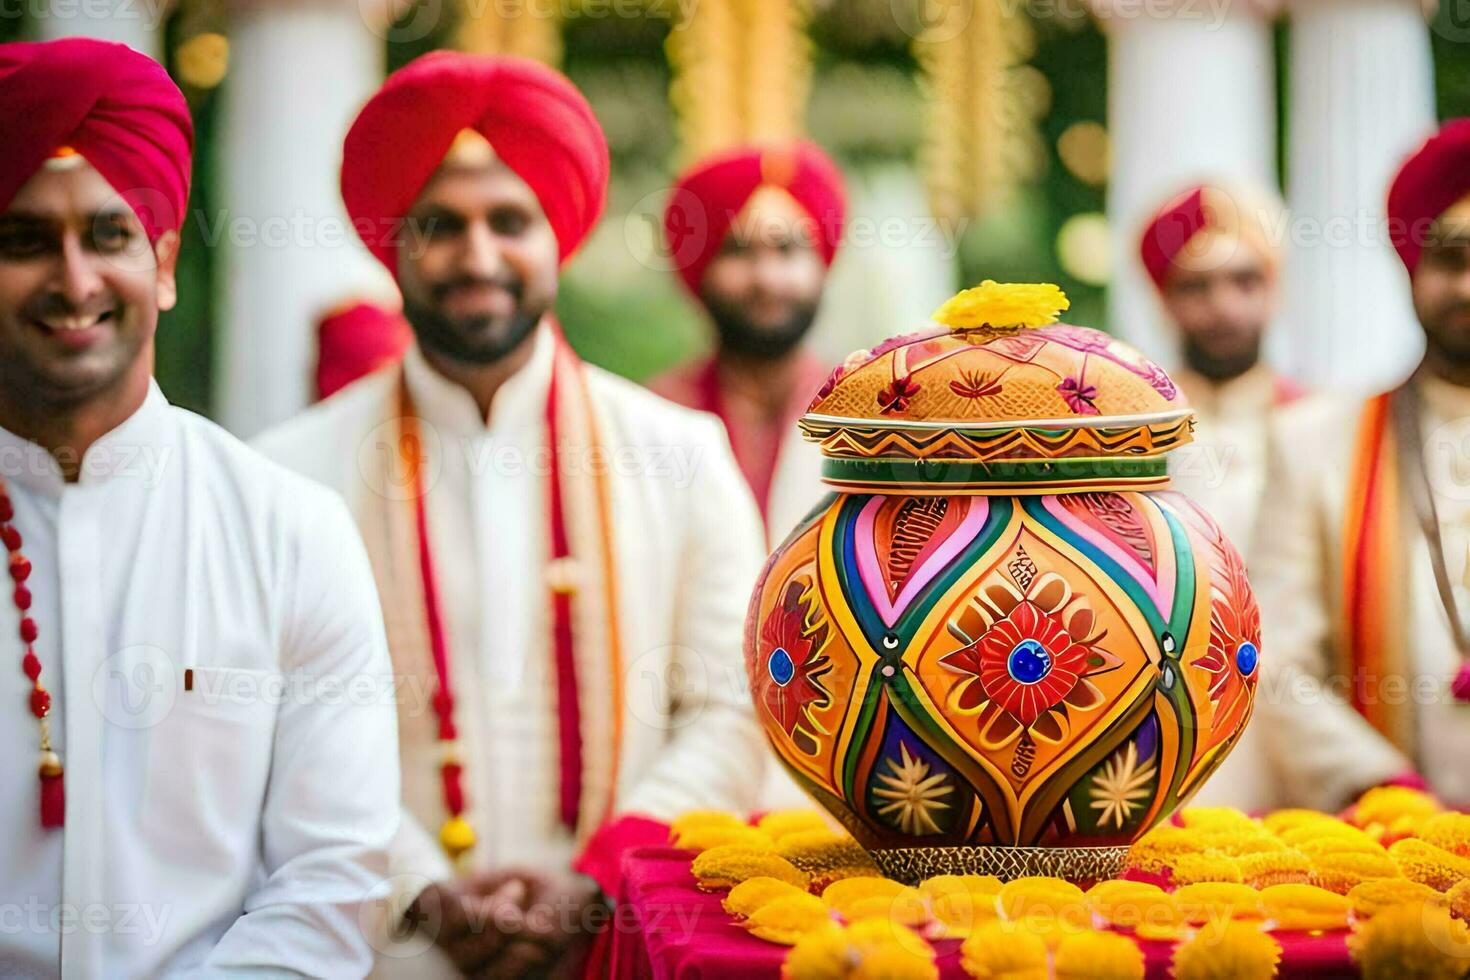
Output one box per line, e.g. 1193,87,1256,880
1347,878,1447,920
1416,812,1470,859
932,281,1070,331
1259,883,1351,931
747,893,838,945
1170,852,1244,886
1311,849,1401,895
959,921,1049,979
1389,838,1470,892
694,845,810,891
1237,850,1314,888
759,810,835,843
1352,787,1442,831
1171,921,1282,980
725,876,811,918
1348,902,1470,980
1053,929,1146,980
1172,882,1266,926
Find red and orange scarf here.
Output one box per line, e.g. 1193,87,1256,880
1341,390,1417,757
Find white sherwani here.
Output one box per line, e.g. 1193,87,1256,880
1250,378,1470,810
1166,365,1295,813
0,382,399,980
254,326,769,923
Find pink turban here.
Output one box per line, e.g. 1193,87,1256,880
0,38,193,241
341,51,609,272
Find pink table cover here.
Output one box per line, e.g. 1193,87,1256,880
609,848,1357,979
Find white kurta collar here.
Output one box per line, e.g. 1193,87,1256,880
1173,363,1276,417
400,322,555,440
0,379,170,496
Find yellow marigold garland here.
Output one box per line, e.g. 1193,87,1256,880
1417,812,1470,859
759,810,834,843
1237,850,1314,888
674,823,775,853
932,281,1069,332
1171,922,1282,980
1170,852,1245,886
1311,849,1401,895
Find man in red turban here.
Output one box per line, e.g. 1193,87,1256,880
648,141,846,553
1250,120,1470,815
257,51,769,979
0,39,399,976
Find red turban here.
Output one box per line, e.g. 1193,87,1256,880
664,142,846,295
1387,119,1470,275
316,300,413,400
1138,183,1279,290
0,38,193,242
342,52,609,273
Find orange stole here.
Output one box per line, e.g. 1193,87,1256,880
1340,391,1415,757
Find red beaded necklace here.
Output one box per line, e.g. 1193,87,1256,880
0,476,63,828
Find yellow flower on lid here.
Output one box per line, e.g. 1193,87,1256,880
1053,930,1146,980
932,281,1070,332
959,921,1049,979
1171,922,1282,980
1349,902,1470,980
746,892,837,945
693,845,810,891
725,876,811,919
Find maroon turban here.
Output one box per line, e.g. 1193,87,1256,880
1387,119,1470,275
0,38,193,241
342,52,609,273
664,142,847,294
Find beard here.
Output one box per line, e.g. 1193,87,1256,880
1181,332,1262,383
403,275,546,366
701,289,820,360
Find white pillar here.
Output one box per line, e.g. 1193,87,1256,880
35,0,165,58
1281,0,1433,393
1093,0,1279,369
218,0,394,437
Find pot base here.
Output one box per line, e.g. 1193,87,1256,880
868,844,1132,885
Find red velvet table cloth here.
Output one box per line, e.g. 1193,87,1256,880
609,848,1357,979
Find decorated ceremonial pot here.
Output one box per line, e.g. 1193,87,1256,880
744,283,1261,883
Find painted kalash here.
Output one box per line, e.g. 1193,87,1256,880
745,281,1261,883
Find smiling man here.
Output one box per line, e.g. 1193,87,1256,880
254,52,769,977
1251,119,1470,810
0,39,399,976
